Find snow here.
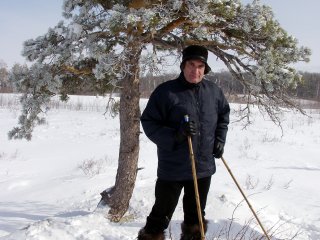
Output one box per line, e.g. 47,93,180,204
0,93,320,239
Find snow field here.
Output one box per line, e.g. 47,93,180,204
0,94,319,239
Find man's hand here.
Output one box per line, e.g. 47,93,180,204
213,140,224,158
175,121,197,143
181,120,197,136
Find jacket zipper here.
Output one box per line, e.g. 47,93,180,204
193,85,201,164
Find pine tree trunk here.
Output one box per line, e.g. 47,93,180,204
105,42,142,222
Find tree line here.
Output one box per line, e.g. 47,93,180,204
0,60,10,93
140,70,320,102
1,62,320,103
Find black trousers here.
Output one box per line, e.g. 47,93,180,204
144,176,212,234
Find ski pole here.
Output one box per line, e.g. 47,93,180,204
184,115,205,240
221,156,271,240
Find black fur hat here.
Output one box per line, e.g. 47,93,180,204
180,45,211,74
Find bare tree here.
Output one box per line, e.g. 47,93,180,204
0,60,10,92
8,0,310,221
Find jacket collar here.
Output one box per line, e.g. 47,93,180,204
178,72,202,89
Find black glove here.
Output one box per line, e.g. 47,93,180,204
175,121,197,143
213,140,224,158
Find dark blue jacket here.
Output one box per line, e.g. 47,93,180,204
141,73,230,181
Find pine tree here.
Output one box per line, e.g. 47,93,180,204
9,0,310,221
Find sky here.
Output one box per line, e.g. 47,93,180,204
0,0,319,72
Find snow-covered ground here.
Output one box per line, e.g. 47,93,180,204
0,93,319,240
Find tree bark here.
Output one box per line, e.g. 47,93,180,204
103,41,142,222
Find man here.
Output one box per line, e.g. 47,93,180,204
138,45,230,240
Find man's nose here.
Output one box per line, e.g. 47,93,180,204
191,66,198,72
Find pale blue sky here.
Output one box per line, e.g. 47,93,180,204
0,0,319,72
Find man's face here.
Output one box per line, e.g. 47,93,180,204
183,59,206,84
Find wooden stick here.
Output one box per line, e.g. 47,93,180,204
221,156,271,240
187,135,205,240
